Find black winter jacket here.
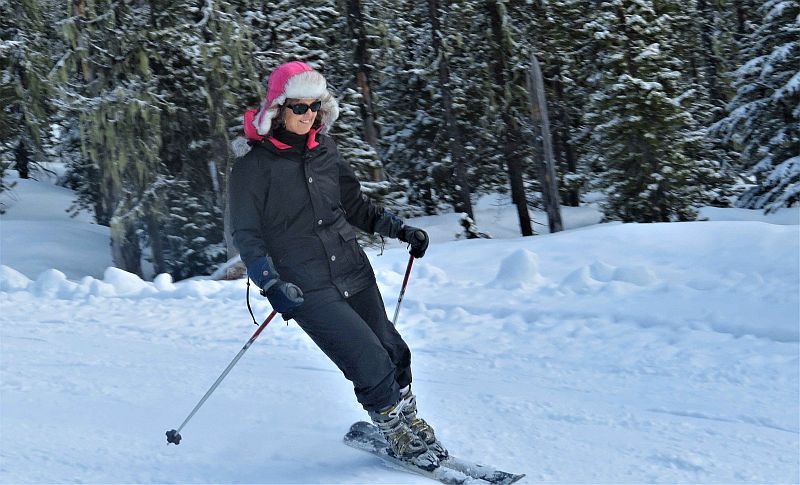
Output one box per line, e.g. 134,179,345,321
228,130,401,299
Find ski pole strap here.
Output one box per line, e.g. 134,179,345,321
246,278,259,325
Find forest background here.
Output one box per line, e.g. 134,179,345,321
1,0,797,281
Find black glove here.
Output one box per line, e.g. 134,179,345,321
246,255,304,314
399,226,429,258
263,281,305,314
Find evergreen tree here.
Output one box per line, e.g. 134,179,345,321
372,0,488,217
0,0,58,181
484,0,533,235
158,177,226,280
519,0,594,208
56,0,165,275
372,0,446,215
713,0,799,212
670,0,737,205
146,0,262,274
583,0,720,222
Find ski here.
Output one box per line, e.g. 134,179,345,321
343,421,525,485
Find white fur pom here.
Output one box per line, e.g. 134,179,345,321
231,136,251,158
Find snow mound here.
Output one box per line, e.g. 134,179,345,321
102,267,155,296
488,249,545,289
612,265,657,286
0,265,31,291
153,273,176,292
562,260,657,293
561,266,602,293
589,260,616,281
33,269,75,297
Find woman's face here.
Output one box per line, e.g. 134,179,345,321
282,98,319,135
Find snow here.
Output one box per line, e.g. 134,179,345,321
0,170,111,280
1,173,799,483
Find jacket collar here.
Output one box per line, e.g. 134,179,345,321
267,125,322,151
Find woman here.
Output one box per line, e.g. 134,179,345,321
228,61,445,469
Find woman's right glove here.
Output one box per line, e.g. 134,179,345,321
399,226,429,258
246,256,304,313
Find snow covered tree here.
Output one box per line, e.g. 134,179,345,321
371,0,490,218
0,0,59,180
583,0,722,222
324,1,390,194
55,0,166,276
370,0,445,215
157,177,226,280
484,0,533,235
518,0,594,208
713,0,799,212
146,0,262,274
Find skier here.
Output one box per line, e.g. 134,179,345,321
228,61,446,469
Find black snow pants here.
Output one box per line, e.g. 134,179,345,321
291,282,412,412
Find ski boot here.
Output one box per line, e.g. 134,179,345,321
369,397,439,471
399,386,448,460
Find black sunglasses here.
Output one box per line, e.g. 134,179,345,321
284,100,322,115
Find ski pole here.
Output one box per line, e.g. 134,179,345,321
166,309,278,445
392,254,415,325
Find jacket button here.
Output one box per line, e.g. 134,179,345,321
318,219,323,225
308,176,313,183
330,255,336,261
344,291,350,297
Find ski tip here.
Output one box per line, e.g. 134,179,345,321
348,421,373,431
496,473,526,485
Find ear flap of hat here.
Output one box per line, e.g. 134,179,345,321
317,91,339,134
243,108,264,141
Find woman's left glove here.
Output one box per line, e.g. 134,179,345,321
246,255,305,313
399,226,429,258
264,281,305,314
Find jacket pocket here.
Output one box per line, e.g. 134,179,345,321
338,227,367,269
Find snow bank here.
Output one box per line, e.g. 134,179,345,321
0,264,239,301
3,220,797,344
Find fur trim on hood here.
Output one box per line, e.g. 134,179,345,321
242,62,339,143
231,136,251,158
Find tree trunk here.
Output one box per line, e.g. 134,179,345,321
111,218,143,277
200,21,236,262
697,0,722,106
527,54,563,234
428,0,474,220
14,141,29,179
146,212,166,275
346,0,381,160
553,71,579,206
486,0,532,236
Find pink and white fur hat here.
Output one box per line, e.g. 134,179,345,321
243,61,339,141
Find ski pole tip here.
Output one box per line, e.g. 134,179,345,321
166,429,182,445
